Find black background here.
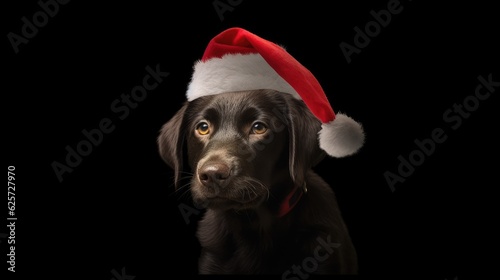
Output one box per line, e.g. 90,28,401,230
4,0,498,279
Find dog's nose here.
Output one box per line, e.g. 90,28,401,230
198,163,231,186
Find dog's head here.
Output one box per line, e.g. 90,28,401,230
158,89,325,211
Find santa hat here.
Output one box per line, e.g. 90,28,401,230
186,27,364,158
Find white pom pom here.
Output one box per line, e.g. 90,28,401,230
318,113,365,158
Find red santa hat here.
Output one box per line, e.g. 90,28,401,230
186,27,364,158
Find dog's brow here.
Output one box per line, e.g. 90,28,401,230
201,108,220,122
239,107,260,124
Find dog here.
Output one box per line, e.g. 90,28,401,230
158,89,358,274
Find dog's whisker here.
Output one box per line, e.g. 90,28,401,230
239,179,253,197
179,171,195,177
175,187,193,201
240,180,253,196
251,181,270,201
239,177,268,201
167,171,194,181
167,181,194,201
175,182,192,194
247,178,270,201
179,191,192,201
176,177,194,185
244,178,266,192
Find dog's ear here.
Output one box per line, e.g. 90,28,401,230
285,97,326,188
158,103,188,187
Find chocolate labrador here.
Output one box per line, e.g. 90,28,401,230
158,89,358,275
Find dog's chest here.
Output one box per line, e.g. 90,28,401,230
198,216,310,274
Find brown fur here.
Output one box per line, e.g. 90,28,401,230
158,89,357,274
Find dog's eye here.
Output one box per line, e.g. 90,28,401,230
251,122,268,134
196,122,210,135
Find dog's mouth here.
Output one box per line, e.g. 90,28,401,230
191,177,269,210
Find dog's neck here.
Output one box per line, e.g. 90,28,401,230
223,182,305,233
276,183,305,218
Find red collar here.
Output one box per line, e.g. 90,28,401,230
276,184,305,218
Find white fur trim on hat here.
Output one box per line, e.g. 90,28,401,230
186,53,301,101
318,113,365,157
